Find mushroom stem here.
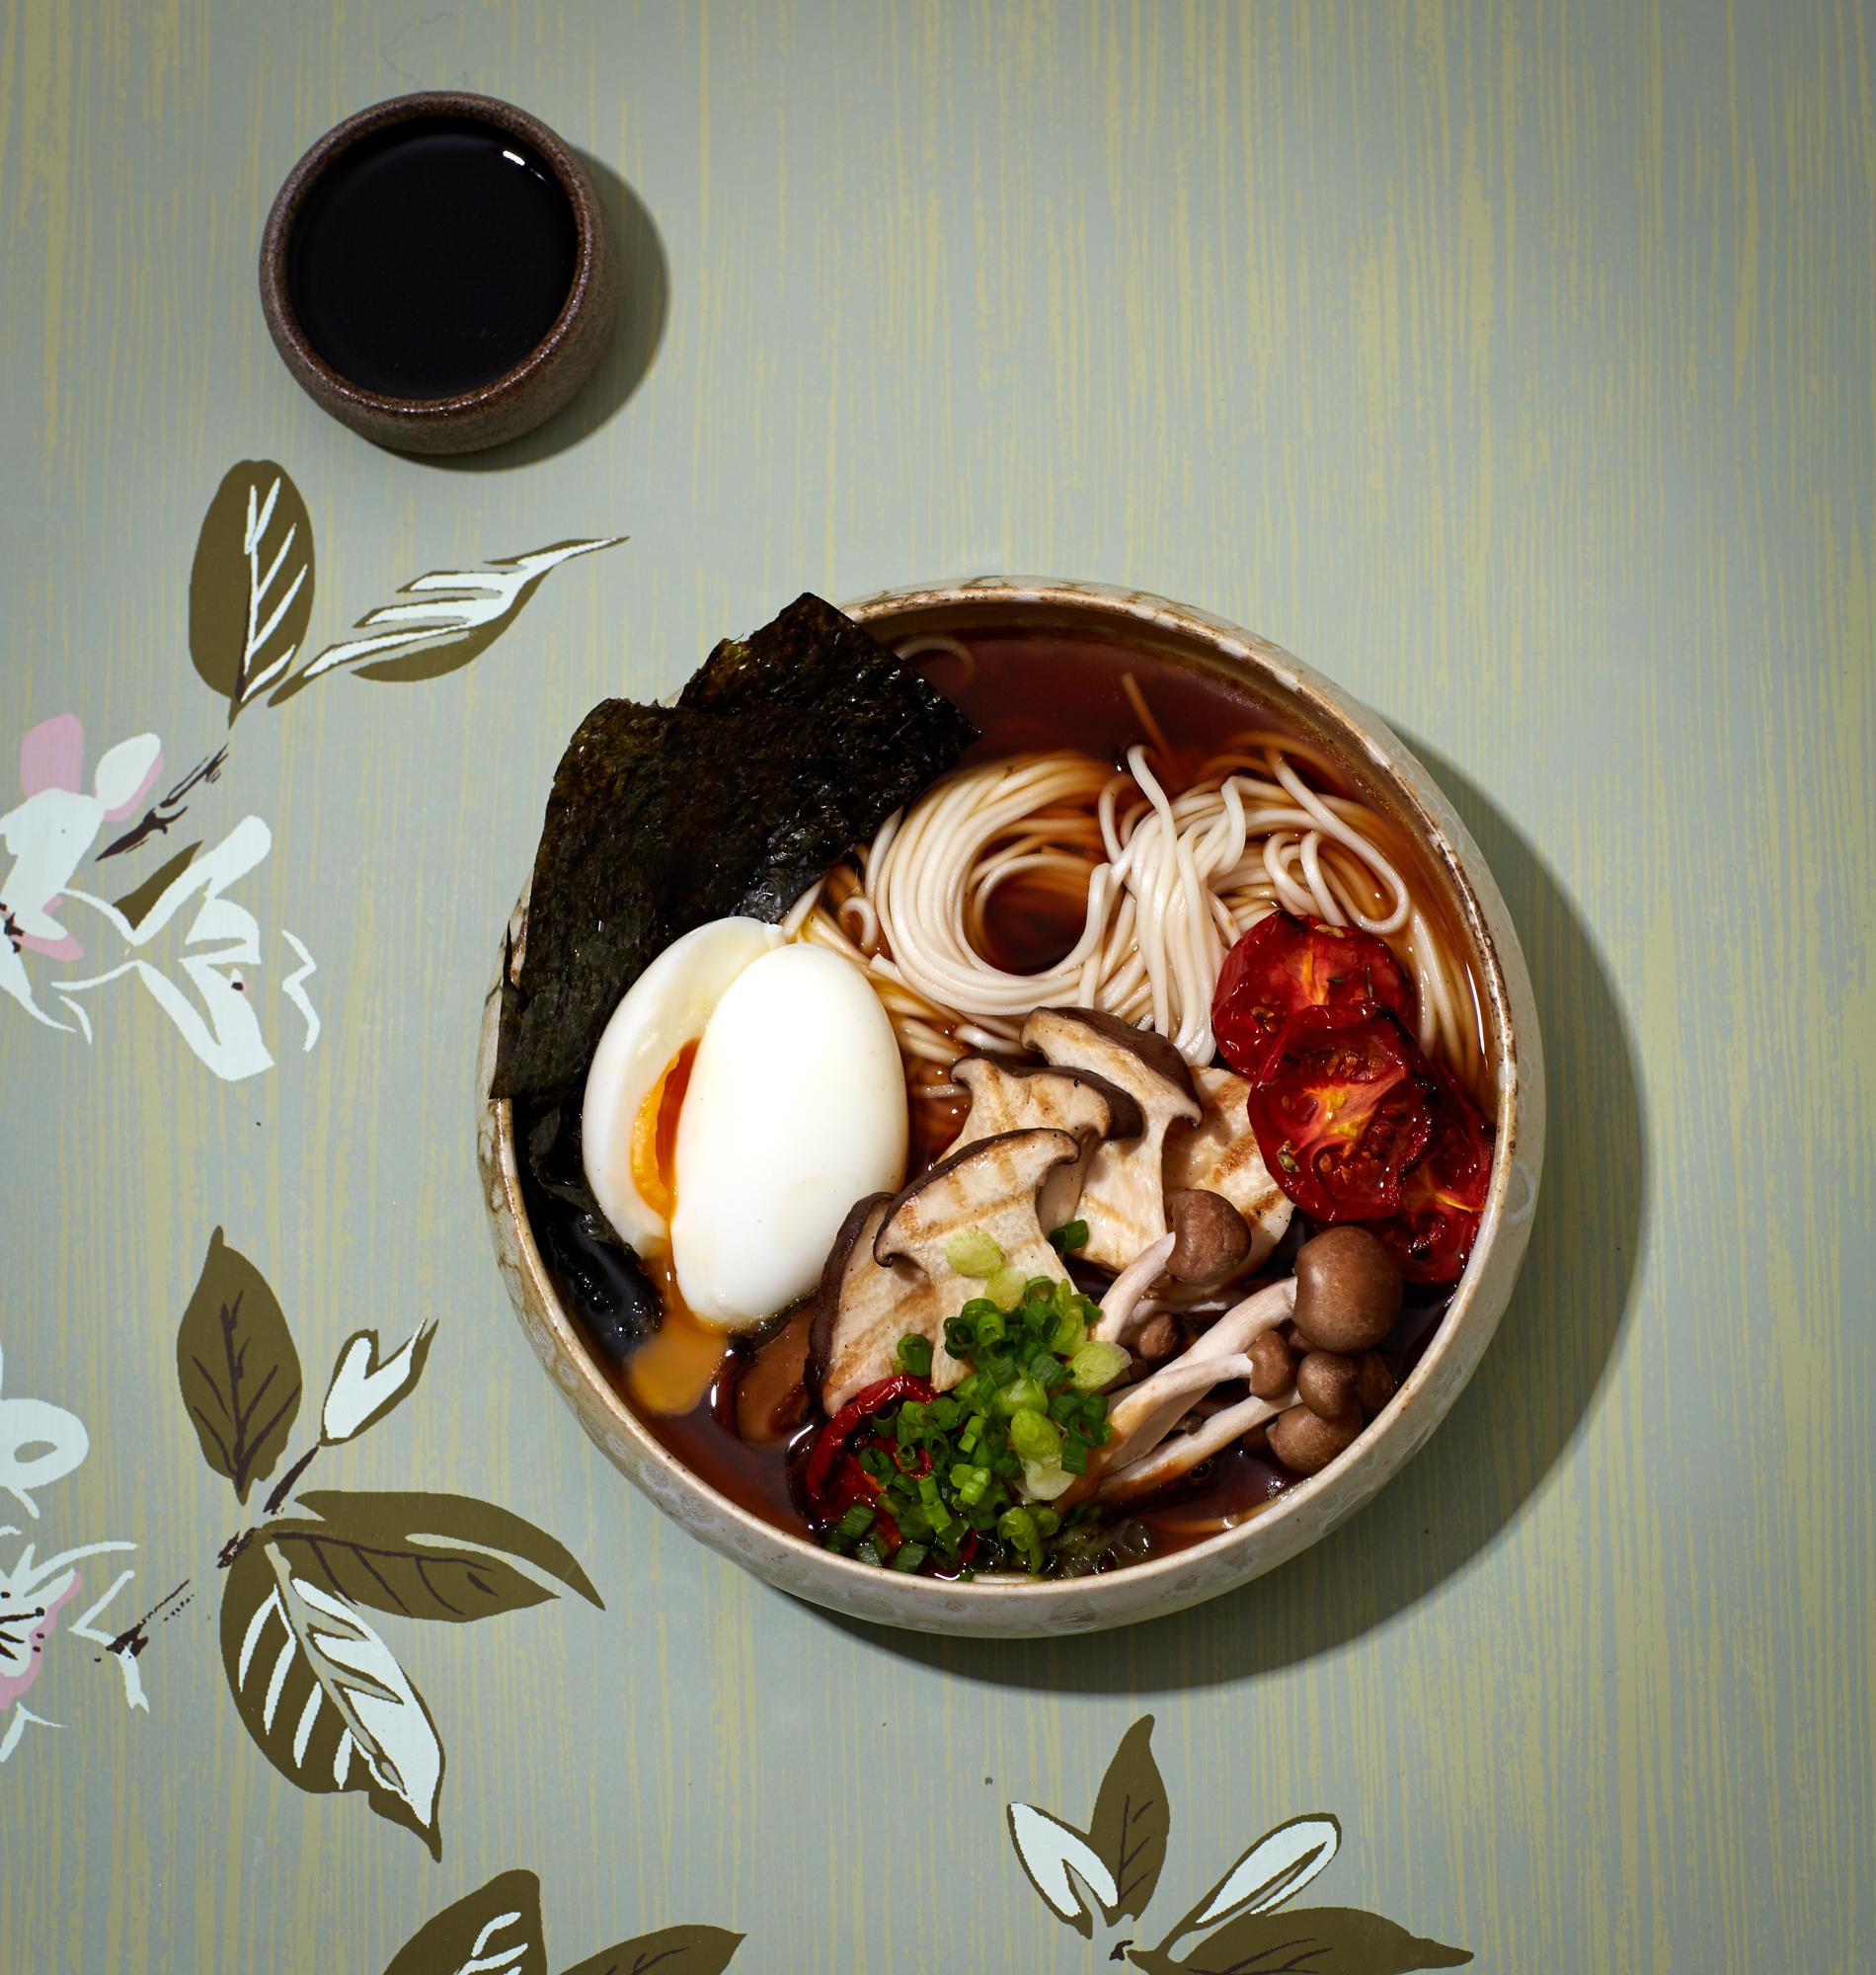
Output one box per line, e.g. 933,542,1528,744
1092,1231,1177,1343
1096,1386,1293,1502
1071,1277,1299,1499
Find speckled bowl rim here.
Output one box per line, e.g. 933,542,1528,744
477,579,1546,1636
259,90,607,432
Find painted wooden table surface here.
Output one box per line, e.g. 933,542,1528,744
2,3,1870,1970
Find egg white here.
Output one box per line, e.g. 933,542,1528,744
580,916,783,1255
671,943,908,1329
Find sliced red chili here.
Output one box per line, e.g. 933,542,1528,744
1372,1064,1495,1282
803,1373,933,1508
1245,1004,1433,1222
1213,911,1419,1078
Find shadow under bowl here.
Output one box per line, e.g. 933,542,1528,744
476,578,1547,1636
259,91,617,455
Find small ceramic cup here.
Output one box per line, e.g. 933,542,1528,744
259,91,616,454
477,580,1546,1637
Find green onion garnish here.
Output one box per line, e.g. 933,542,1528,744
1048,1220,1091,1253
945,1229,1005,1277
896,1333,934,1377
984,1265,1027,1311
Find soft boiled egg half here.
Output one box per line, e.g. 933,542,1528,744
582,918,908,1337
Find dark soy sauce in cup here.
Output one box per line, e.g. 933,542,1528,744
285,116,579,399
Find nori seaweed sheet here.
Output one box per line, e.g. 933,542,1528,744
493,592,977,1105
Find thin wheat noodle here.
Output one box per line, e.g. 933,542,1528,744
789,676,1478,1081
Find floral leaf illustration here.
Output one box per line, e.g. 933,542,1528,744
1129,1907,1471,1974
256,1496,595,1626
1007,1802,1121,1939
269,537,624,702
175,1228,301,1504
110,839,201,928
189,461,316,720
1173,1814,1342,1936
382,1868,546,1975
318,1323,437,1446
292,1491,604,1613
560,1925,744,1975
1087,1713,1169,1923
221,1537,444,1856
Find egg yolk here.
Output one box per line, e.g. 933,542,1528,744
623,1040,727,1416
629,1039,697,1220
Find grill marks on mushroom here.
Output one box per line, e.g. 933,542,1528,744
950,1056,1141,1233
809,1194,945,1412
1020,1006,1203,1271
807,1129,1084,1410
875,1128,1082,1325
1165,1066,1293,1266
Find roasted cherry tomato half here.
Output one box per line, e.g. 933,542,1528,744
1372,1063,1495,1282
1244,1004,1433,1222
1213,910,1419,1078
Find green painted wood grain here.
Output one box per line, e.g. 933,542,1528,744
1,1,1869,1969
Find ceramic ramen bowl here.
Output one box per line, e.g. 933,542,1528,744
476,579,1544,1637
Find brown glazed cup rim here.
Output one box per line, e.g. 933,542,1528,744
259,90,606,429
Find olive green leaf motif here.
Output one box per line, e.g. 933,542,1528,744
189,462,316,722
1008,1713,1167,1938
381,1869,743,1975
221,1536,446,1856
1009,1716,1470,1971
175,1227,302,1506
100,459,622,861
174,1228,603,1856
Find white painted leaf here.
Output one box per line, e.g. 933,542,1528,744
319,1321,436,1445
274,537,624,697
1008,1802,1121,1925
222,1540,445,1854
1190,1813,1342,1927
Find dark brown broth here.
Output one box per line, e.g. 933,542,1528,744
541,627,1478,1566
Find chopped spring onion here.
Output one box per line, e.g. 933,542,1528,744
995,1375,1050,1418
945,1230,1005,1277
984,1265,1028,1311
1008,1407,1062,1463
809,1268,1134,1578
1049,1220,1091,1253
1069,1341,1130,1392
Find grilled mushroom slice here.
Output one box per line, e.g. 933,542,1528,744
808,1194,946,1413
874,1128,1082,1330
1164,1066,1293,1269
1020,1007,1203,1272
950,1055,1142,1233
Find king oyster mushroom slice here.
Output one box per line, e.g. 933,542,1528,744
1163,1066,1294,1269
1020,1007,1203,1272
949,1055,1144,1234
808,1194,949,1413
874,1127,1083,1331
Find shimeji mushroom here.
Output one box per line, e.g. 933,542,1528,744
1021,1007,1203,1272
948,1054,1142,1234
1061,1275,1299,1502
873,1128,1082,1332
1083,1226,1408,1501
1164,1188,1255,1286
